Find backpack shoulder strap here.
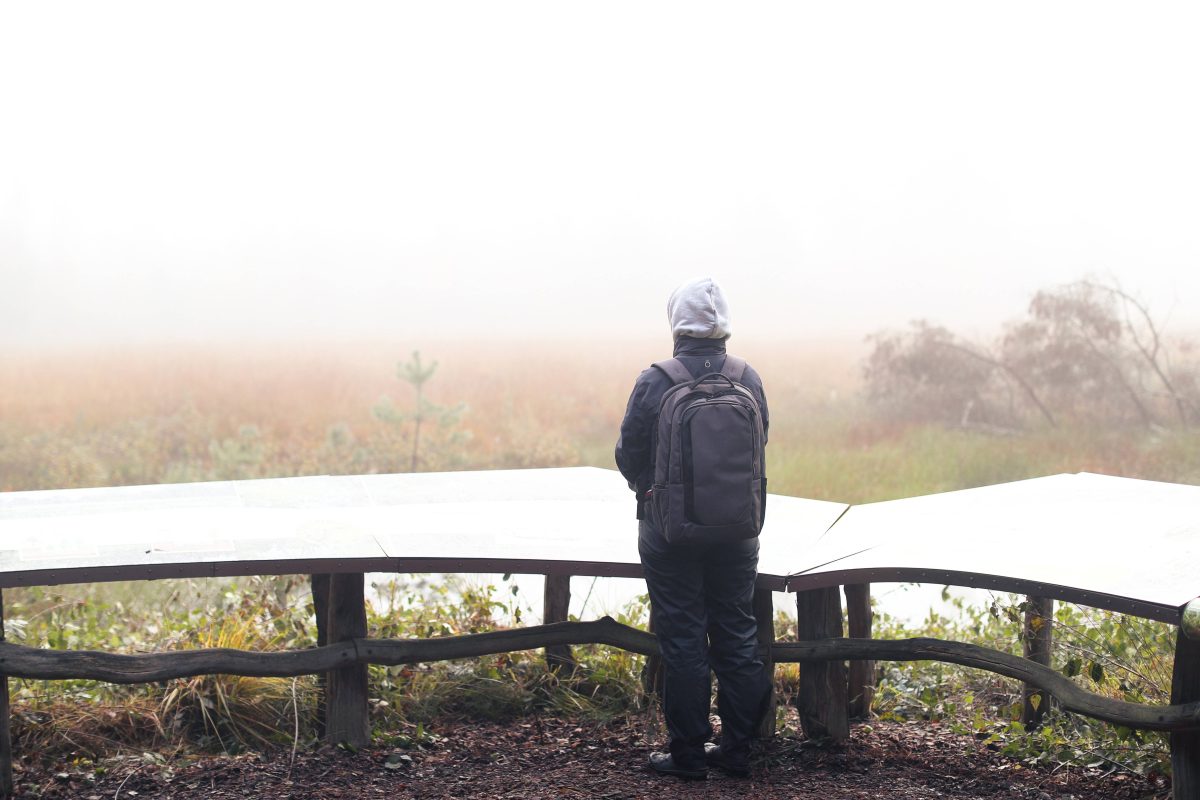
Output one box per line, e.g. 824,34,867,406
652,358,693,386
720,355,748,383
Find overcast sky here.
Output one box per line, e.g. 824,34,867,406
2,1,1198,349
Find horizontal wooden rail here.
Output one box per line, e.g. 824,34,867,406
0,618,657,683
1,619,1197,732
773,638,1200,732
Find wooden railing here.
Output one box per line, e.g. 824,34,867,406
1,577,1197,799
1,618,1198,731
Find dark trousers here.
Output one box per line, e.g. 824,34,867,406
638,521,771,769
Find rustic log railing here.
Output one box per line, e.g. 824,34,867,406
1,577,1198,800
1,616,1198,732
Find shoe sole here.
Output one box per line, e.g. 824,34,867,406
648,763,707,780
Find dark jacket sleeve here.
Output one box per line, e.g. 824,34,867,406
615,368,658,495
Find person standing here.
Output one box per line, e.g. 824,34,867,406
615,277,771,780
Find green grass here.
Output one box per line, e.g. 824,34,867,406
764,415,1200,504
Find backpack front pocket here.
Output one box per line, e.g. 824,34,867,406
681,400,756,526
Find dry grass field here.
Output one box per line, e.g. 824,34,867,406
0,339,862,494
3,338,1196,501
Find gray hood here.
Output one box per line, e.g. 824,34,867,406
667,277,731,339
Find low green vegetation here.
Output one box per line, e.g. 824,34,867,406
868,594,1174,779
3,574,651,760
5,573,1178,780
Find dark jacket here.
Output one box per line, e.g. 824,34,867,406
614,336,769,520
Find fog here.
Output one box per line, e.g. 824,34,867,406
3,1,1199,350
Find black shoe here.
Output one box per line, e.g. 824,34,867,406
647,752,707,780
704,743,751,777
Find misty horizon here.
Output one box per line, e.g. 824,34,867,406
3,2,1198,350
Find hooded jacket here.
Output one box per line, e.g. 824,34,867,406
614,336,769,521
667,277,731,340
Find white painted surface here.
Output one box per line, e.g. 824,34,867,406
2,469,1195,621
798,472,1200,612
0,467,846,587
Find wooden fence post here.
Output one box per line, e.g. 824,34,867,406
543,575,576,673
641,609,664,697
1172,621,1200,800
1021,596,1054,728
0,589,13,798
753,587,777,739
795,585,849,743
844,583,874,720
326,573,369,747
310,573,331,740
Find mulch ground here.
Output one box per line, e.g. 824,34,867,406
13,715,1168,799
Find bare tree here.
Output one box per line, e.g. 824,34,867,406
930,338,1057,429
1080,279,1191,428
1002,282,1156,428
863,322,1028,428
864,277,1197,431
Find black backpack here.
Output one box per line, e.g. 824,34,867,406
648,355,767,545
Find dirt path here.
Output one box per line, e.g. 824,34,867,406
14,716,1167,799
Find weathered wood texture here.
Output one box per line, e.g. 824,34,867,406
753,587,777,739
1021,596,1054,728
0,671,9,800
844,583,874,719
1172,627,1200,799
1,621,1198,733
542,575,576,674
325,573,369,747
0,618,655,681
795,586,849,743
773,638,1200,732
310,573,330,740
0,590,12,799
